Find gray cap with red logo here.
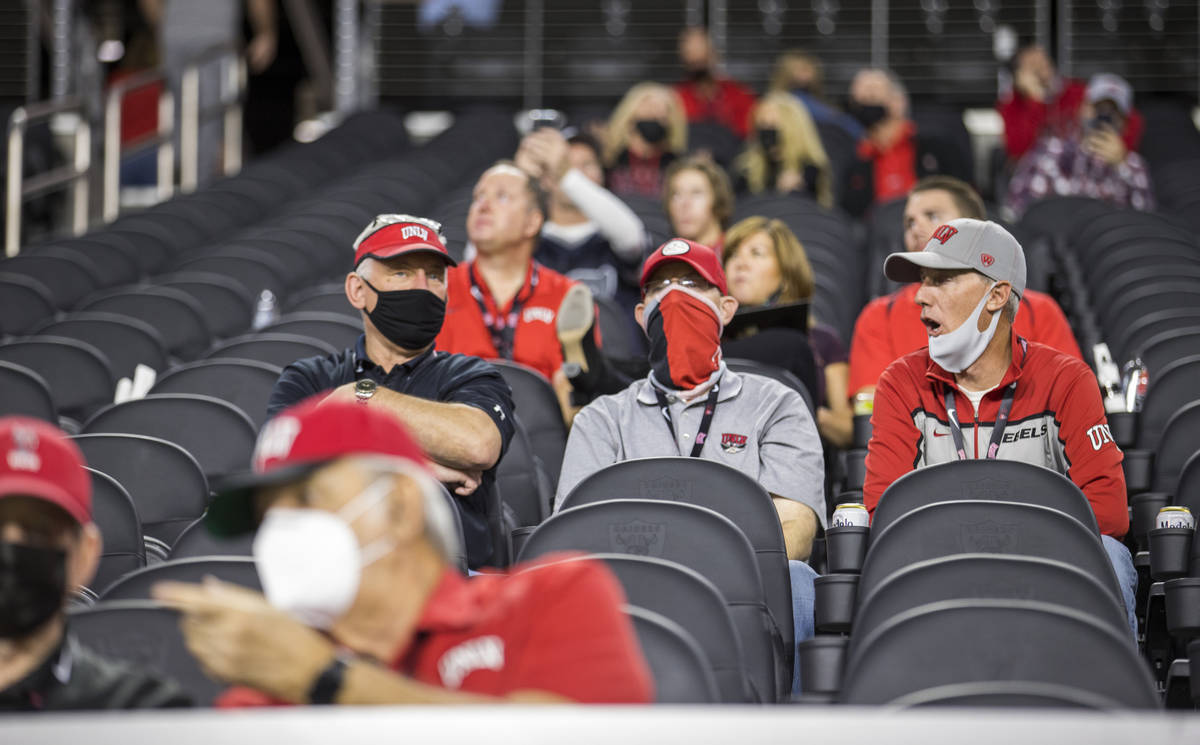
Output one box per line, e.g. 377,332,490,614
884,218,1027,298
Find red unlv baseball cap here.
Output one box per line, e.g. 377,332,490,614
352,214,457,268
0,417,91,525
206,397,431,536
640,238,728,295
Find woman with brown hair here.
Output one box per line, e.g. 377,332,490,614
722,216,852,447
662,155,734,251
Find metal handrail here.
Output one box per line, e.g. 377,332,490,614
103,68,175,222
5,97,91,257
179,44,247,193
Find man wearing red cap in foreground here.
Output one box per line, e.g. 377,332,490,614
267,214,516,568
154,398,652,705
0,417,189,710
556,238,826,695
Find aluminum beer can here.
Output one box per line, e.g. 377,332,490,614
1156,506,1195,530
832,503,870,528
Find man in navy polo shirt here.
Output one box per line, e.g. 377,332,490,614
267,214,515,568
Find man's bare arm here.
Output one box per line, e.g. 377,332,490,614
771,497,818,561
350,386,502,472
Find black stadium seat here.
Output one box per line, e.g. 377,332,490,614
839,600,1160,708
0,361,57,422
535,553,752,703
0,273,57,337
77,286,213,360
557,456,795,686
33,313,169,379
283,283,358,319
0,253,99,309
149,359,283,431
99,557,261,602
82,394,257,482
870,460,1100,538
156,272,256,339
85,468,146,595
260,312,363,350
71,433,210,546
624,605,721,704
853,553,1130,640
858,501,1122,604
489,360,568,487
0,336,116,423
520,499,783,703
170,517,255,559
67,600,225,705
204,333,337,369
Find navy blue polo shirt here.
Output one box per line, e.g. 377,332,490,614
267,336,516,568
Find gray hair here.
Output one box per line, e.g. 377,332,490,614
854,67,910,117
358,455,463,565
1005,292,1020,322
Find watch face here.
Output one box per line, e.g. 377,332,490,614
355,379,376,394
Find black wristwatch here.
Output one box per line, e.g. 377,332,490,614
307,655,350,705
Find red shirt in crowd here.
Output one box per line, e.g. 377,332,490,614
218,556,654,705
437,259,578,381
674,78,756,139
848,283,1082,396
863,333,1128,538
997,80,1144,160
856,120,919,204
391,559,652,701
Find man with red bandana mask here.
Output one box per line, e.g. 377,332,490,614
556,238,826,694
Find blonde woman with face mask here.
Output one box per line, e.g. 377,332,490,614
733,92,834,208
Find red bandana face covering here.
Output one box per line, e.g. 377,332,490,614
642,287,723,390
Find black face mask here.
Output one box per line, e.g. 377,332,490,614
361,280,446,352
758,127,780,152
0,541,67,639
847,101,888,129
686,66,713,83
634,119,668,145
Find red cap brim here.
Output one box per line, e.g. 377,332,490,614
0,474,90,525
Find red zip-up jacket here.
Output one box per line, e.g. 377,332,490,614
863,332,1128,537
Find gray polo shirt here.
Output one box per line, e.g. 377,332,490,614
556,369,827,527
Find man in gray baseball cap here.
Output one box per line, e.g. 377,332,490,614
864,218,1137,635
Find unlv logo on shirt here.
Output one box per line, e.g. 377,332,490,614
931,225,958,244
721,432,748,454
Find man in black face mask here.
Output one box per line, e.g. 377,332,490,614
840,68,971,217
0,417,190,710
266,215,516,569
674,25,756,139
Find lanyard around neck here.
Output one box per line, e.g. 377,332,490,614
654,384,720,458
468,264,539,360
944,381,1017,460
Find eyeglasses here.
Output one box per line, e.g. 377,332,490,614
642,276,713,296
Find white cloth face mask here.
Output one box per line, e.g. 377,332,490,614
252,476,397,630
928,281,1001,374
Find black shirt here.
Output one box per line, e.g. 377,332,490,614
0,633,191,711
267,336,516,568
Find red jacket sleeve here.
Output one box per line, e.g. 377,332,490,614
848,296,896,395
863,358,923,512
1027,293,1083,360
998,93,1049,159
1057,364,1129,538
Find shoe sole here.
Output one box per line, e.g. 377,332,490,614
557,283,594,373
